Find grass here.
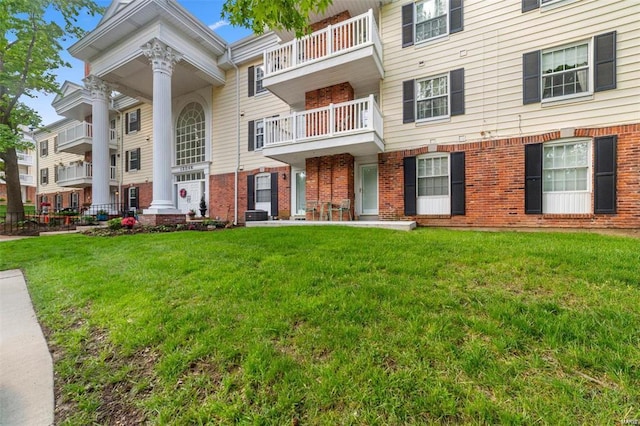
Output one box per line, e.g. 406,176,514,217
1,227,639,424
0,203,36,216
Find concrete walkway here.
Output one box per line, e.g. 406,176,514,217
0,269,54,426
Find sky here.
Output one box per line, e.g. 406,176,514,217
28,0,253,126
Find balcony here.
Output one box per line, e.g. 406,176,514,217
263,9,383,109
19,174,35,186
56,163,117,188
17,152,34,166
57,122,117,155
261,95,384,167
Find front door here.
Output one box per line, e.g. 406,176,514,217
177,181,203,214
360,164,378,215
292,169,306,217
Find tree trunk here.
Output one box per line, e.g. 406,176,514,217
1,148,26,224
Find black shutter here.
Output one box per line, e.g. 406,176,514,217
135,108,141,131
523,50,541,104
450,0,463,34
125,151,130,172
594,31,616,92
450,152,465,215
270,172,279,217
248,66,255,97
524,143,543,214
450,68,465,116
594,136,617,214
403,156,417,216
247,175,255,210
401,3,414,48
522,0,539,12
403,80,415,123
125,112,129,134
248,120,255,152
135,148,141,170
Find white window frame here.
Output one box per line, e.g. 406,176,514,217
175,102,206,166
542,139,591,214
255,119,265,150
255,173,271,204
40,168,48,185
40,140,48,157
255,65,266,94
414,0,449,44
127,110,139,133
128,187,138,210
70,192,79,209
416,73,450,121
54,194,62,211
127,149,140,171
417,153,450,215
541,39,592,102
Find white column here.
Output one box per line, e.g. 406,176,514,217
84,75,111,210
142,39,182,214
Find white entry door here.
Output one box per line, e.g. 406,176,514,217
177,181,203,213
360,164,378,215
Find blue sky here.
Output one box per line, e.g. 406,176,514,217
29,0,252,126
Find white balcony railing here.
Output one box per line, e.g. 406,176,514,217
19,174,34,185
17,152,34,165
56,163,117,184
57,122,116,150
264,95,382,147
264,9,380,76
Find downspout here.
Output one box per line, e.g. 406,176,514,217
228,46,240,225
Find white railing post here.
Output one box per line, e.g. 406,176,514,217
329,103,335,136
367,9,373,44
327,24,333,56
292,113,297,144
292,41,298,68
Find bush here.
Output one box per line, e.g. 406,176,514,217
107,217,123,230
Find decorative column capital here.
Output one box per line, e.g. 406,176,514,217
142,38,183,76
84,75,111,101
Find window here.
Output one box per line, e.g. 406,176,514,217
417,74,449,120
54,136,58,153
54,194,62,211
543,142,589,192
126,108,141,134
126,148,141,171
403,69,464,123
40,140,48,157
255,120,265,150
175,102,205,165
70,192,79,209
248,119,266,151
40,168,48,185
248,65,267,97
418,155,449,196
128,187,139,210
542,42,589,100
110,119,117,142
523,32,616,104
415,0,448,43
255,174,271,203
402,0,463,47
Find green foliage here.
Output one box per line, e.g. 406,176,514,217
107,217,122,230
1,228,639,423
222,0,333,37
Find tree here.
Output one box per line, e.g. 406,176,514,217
222,0,333,37
0,0,101,224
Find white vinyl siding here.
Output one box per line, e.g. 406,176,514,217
381,1,640,150
542,140,591,214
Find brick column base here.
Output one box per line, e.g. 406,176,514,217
138,214,187,226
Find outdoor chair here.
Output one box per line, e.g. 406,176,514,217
306,200,320,221
331,199,352,221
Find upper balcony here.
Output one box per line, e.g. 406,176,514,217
17,151,34,166
263,10,384,109
261,95,384,167
19,174,35,186
56,162,117,188
57,122,117,155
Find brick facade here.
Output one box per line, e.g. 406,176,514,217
305,154,354,220
305,82,354,110
379,124,640,229
209,166,290,223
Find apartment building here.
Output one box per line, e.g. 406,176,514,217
0,131,37,204
35,0,640,228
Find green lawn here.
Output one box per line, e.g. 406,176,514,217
1,227,639,424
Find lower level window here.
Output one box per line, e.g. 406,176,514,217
542,140,590,213
255,174,271,203
417,154,450,214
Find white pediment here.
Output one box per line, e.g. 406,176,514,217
53,81,84,104
98,0,135,25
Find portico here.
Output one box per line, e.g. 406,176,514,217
68,0,227,216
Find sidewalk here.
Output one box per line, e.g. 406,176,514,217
0,269,54,426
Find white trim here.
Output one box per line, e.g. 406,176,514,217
416,152,451,215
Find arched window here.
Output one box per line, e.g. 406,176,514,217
176,102,205,165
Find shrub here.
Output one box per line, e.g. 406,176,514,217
107,217,123,230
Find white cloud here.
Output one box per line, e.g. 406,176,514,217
208,20,229,31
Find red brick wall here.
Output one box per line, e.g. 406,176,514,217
305,154,354,220
138,214,186,226
310,10,351,32
305,82,354,110
379,124,640,229
209,166,291,223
